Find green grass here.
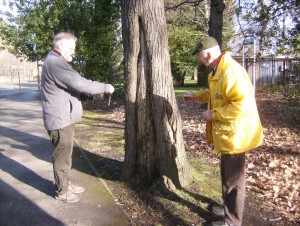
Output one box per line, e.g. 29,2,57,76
189,157,221,199
173,79,205,98
173,155,221,203
76,110,125,153
80,111,107,124
77,100,223,224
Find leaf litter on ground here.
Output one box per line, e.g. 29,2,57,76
76,88,300,225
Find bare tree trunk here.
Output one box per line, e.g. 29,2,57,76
208,0,225,46
121,0,191,190
258,0,268,57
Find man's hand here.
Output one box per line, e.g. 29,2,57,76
183,92,194,102
105,84,115,94
202,110,212,121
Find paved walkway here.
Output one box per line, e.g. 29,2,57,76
0,82,129,226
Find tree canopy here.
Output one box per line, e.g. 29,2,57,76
0,0,121,82
165,0,236,84
1,0,299,83
235,0,300,56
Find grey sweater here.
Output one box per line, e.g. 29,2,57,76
41,51,107,130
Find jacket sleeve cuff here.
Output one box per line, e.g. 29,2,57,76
212,111,218,121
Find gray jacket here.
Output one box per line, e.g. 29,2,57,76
41,51,107,130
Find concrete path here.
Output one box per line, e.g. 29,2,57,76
0,82,129,226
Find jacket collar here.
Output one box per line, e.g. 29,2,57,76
49,50,66,61
209,52,231,80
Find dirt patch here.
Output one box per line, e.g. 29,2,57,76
75,89,300,226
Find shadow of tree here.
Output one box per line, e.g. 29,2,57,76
79,146,222,225
0,89,41,102
0,180,64,225
0,152,55,197
75,146,124,181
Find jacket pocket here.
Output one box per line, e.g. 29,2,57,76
69,100,73,118
47,130,60,146
213,121,238,152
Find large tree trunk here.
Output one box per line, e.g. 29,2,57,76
197,64,209,87
121,0,191,191
208,0,225,46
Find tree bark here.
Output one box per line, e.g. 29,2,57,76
197,63,209,87
208,0,225,47
121,0,191,190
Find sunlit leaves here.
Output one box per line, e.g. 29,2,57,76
180,89,300,223
91,87,300,223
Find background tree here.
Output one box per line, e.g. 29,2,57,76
165,0,235,86
165,0,208,86
235,0,300,56
208,0,225,46
121,0,192,191
0,17,7,50
167,23,203,86
0,0,121,82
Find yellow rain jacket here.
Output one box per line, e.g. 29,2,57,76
194,52,263,154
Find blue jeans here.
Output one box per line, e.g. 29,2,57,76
48,123,75,195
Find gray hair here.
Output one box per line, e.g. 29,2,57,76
53,32,77,49
201,45,221,58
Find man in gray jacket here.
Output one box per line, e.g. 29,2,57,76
41,32,114,203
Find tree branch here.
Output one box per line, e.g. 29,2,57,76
165,0,204,11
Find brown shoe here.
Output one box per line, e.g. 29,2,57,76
55,191,80,203
68,182,85,194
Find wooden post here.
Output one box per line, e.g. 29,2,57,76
37,61,40,90
18,71,21,90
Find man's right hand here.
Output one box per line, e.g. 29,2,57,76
183,92,194,102
105,84,115,94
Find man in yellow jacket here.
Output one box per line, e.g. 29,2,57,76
184,37,263,226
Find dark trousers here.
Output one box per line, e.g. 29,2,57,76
48,123,75,195
221,153,246,226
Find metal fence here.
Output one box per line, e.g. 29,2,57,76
234,57,300,87
0,50,38,82
0,65,39,82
